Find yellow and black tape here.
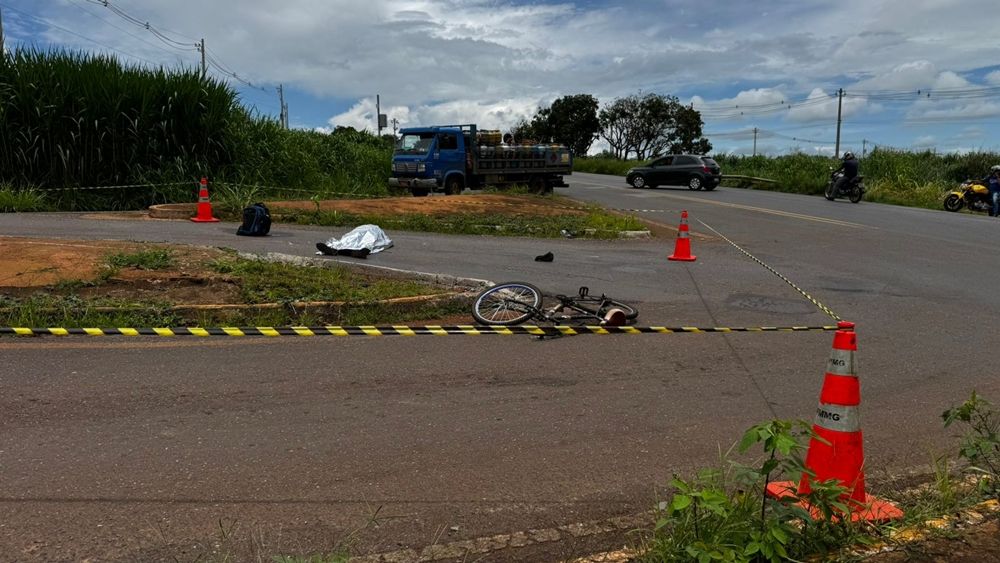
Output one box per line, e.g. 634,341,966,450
696,219,842,322
0,325,840,337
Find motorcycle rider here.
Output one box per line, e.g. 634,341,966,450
981,165,1000,217
832,151,859,196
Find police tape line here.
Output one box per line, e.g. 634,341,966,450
0,325,840,337
36,182,192,192
696,219,842,321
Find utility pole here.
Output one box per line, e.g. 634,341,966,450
198,39,206,79
862,139,867,159
376,95,382,136
1,7,6,56
834,88,844,158
277,84,287,129
391,117,399,138
752,127,758,157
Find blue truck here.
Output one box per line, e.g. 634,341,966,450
388,124,573,196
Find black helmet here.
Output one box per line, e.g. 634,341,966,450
842,152,854,160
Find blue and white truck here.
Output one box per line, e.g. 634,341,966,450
388,124,573,196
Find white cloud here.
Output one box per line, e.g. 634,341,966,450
327,96,543,134
913,135,936,148
852,61,938,92
785,88,868,122
14,0,1000,152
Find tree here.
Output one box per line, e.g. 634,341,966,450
518,94,600,155
630,93,677,160
598,97,636,160
669,104,712,155
598,91,711,160
509,117,538,144
544,94,600,156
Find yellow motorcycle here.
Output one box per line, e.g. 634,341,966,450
943,180,991,212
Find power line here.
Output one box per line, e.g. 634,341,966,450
66,0,190,57
82,0,266,93
0,3,162,66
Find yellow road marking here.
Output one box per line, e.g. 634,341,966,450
661,193,871,228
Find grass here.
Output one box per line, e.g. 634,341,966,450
106,249,174,270
0,253,471,328
0,185,49,212
267,207,646,239
1,48,394,211
208,257,439,304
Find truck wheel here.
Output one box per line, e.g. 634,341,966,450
529,176,552,195
412,188,430,197
445,176,463,195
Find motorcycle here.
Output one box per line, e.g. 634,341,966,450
943,180,991,213
825,168,865,203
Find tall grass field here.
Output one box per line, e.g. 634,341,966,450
574,150,1000,211
0,48,392,211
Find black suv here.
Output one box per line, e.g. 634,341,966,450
625,154,722,190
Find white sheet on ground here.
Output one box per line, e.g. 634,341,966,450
317,224,393,254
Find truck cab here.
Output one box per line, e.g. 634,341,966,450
388,125,471,197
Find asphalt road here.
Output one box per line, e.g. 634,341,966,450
2,175,999,562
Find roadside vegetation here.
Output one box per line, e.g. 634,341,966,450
632,392,999,562
265,205,645,239
575,149,1000,212
0,48,393,211
0,248,471,328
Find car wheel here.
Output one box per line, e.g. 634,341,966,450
688,176,702,190
630,175,647,189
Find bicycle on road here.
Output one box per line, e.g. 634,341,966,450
472,282,639,326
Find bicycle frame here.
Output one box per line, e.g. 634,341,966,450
530,287,618,324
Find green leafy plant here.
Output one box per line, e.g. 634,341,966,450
942,391,999,499
641,420,876,563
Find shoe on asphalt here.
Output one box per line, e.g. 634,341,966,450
534,251,554,262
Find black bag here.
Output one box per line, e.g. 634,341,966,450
236,203,271,236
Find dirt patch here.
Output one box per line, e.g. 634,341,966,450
149,194,599,220
867,516,1000,562
0,238,239,304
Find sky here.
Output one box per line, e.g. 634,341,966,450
3,0,1000,157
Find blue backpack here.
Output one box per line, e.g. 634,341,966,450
236,203,271,236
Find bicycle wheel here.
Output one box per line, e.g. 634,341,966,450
598,299,639,320
472,282,543,325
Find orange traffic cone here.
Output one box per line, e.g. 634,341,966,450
667,210,696,262
766,321,903,522
190,177,219,223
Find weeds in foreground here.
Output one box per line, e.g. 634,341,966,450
639,393,1000,561
640,420,879,563
943,391,1000,500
